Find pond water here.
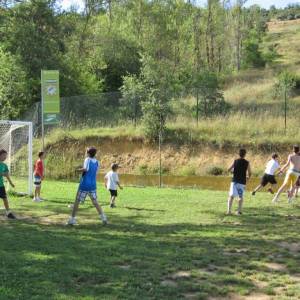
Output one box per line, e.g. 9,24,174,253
112,174,285,191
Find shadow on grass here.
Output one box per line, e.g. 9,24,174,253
1,202,300,300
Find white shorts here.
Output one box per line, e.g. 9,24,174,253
229,182,245,198
76,190,97,203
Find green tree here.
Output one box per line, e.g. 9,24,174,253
275,71,297,132
0,48,30,119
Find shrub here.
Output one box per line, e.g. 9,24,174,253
206,166,225,176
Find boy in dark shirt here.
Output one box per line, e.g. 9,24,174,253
227,149,251,215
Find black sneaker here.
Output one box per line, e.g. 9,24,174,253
7,212,16,219
110,203,116,208
251,191,256,196
236,211,243,215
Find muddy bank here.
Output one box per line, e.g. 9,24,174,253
44,136,293,179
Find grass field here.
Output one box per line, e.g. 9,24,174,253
1,181,300,299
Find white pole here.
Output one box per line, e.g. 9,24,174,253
41,70,45,150
28,122,33,196
7,128,12,192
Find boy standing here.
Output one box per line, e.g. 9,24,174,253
0,149,16,219
227,149,251,215
33,151,45,202
272,145,300,203
105,163,123,208
252,153,280,196
67,147,107,225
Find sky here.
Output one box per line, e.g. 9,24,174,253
60,0,298,11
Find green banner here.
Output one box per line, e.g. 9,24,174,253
41,70,60,124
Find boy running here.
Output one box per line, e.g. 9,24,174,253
67,147,107,225
33,151,45,202
252,153,280,196
272,145,300,203
227,149,251,215
0,149,16,219
105,163,123,208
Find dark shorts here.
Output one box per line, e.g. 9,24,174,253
109,189,118,197
0,186,7,199
34,175,42,187
296,176,300,187
261,174,277,187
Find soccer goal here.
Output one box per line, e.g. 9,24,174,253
0,121,33,196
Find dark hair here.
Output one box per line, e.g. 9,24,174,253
38,151,44,158
0,149,7,156
87,147,97,157
111,163,118,171
272,153,278,159
239,148,246,158
294,145,299,153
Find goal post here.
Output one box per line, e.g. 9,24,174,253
0,121,33,196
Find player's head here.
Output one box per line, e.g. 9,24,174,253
272,153,278,160
38,151,45,159
293,145,299,154
239,148,246,158
111,163,119,171
0,149,7,161
87,147,97,158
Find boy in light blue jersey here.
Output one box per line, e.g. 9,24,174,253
67,147,107,225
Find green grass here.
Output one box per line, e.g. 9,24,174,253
1,180,300,299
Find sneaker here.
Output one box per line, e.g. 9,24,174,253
33,197,41,202
110,203,116,208
251,191,256,196
236,211,242,215
67,217,76,225
7,212,16,219
100,213,108,225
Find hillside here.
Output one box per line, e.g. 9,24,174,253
44,20,300,178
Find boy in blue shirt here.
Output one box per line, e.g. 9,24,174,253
67,147,107,225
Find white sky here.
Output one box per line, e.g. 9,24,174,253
60,0,298,11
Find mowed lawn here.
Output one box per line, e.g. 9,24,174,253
1,181,300,300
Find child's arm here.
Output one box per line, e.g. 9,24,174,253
4,173,15,188
117,182,123,190
247,163,252,179
279,156,290,174
104,176,108,188
228,161,234,173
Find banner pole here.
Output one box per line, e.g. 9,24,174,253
41,70,45,151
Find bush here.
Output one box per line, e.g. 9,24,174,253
142,100,169,141
206,166,225,176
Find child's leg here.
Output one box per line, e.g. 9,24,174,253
269,184,276,194
227,196,234,214
111,196,116,205
36,186,41,198
272,182,287,202
252,184,262,194
237,197,244,213
3,197,10,211
90,192,104,215
71,192,81,218
90,192,107,223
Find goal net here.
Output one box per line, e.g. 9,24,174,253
0,121,33,196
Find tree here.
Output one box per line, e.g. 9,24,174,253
0,48,30,119
275,71,296,133
120,75,146,126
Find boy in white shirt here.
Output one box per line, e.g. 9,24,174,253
252,153,280,196
104,163,123,208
